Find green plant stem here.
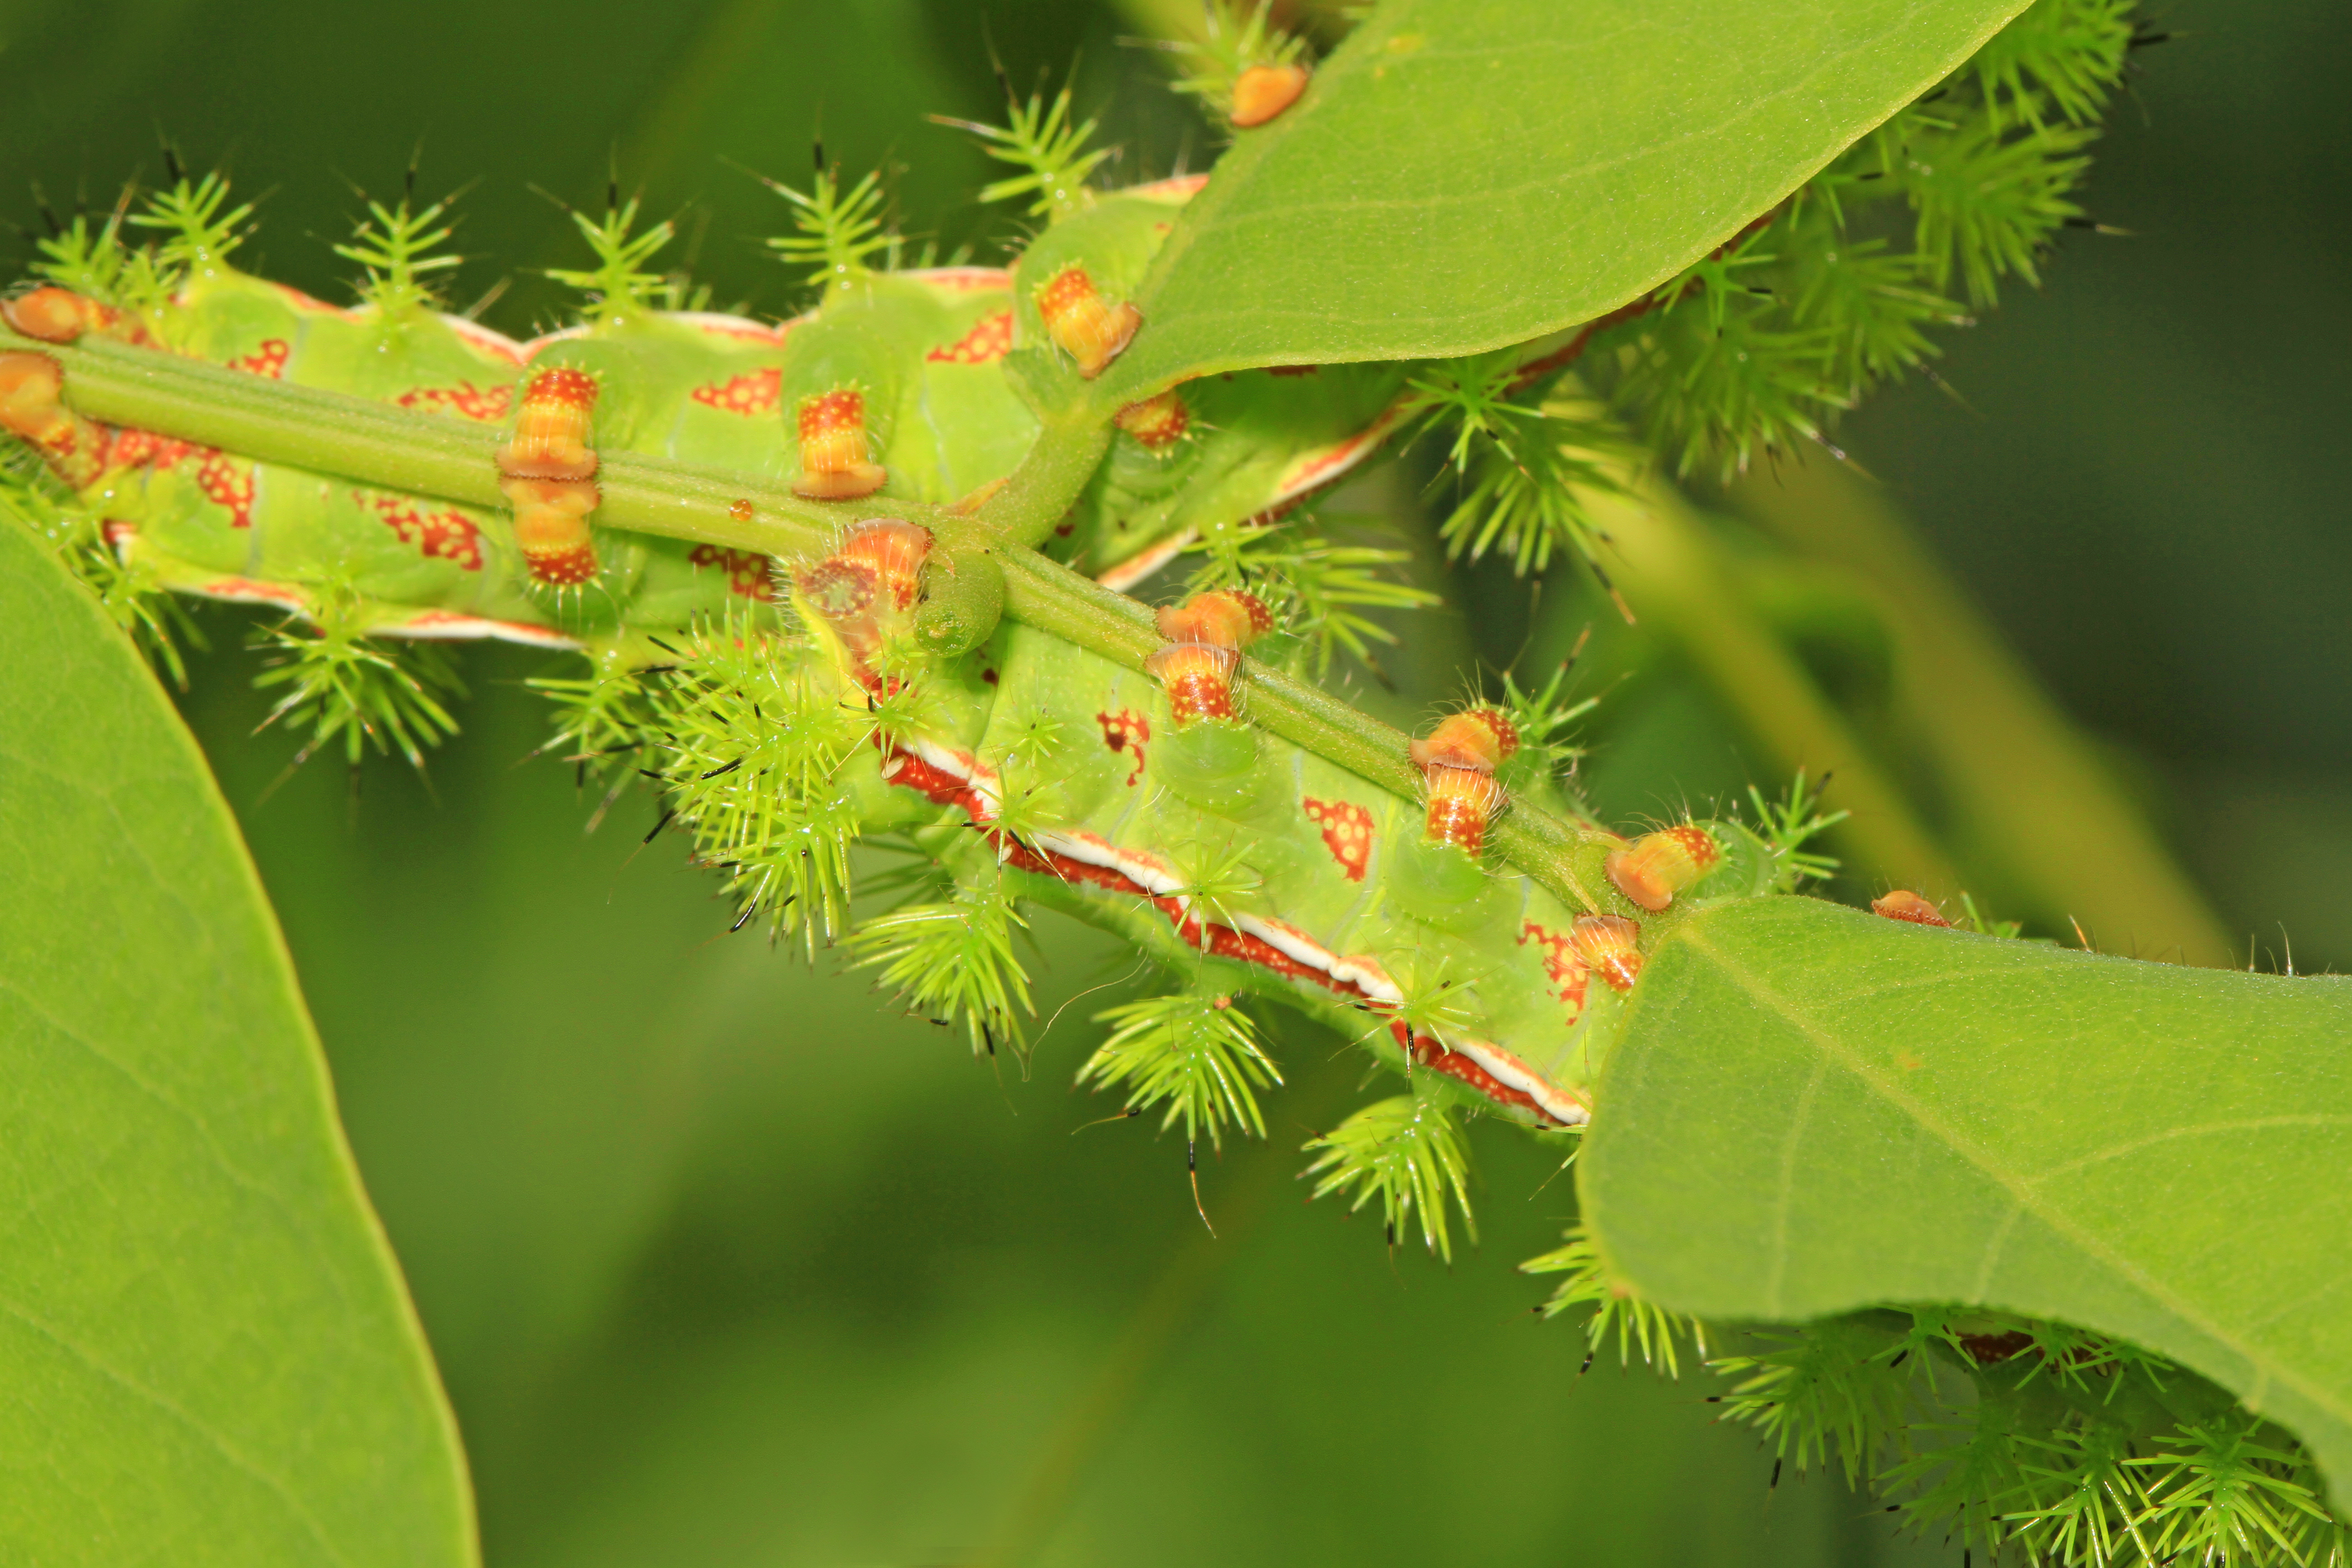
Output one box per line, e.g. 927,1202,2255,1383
1724,460,2236,967
1588,478,1965,897
13,325,1605,911
974,402,1115,547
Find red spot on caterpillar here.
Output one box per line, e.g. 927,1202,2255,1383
500,476,599,585
1231,62,1310,128
1570,914,1643,994
103,426,194,473
231,339,289,379
500,368,599,481
1606,824,1723,913
1096,708,1151,786
196,448,256,529
690,367,783,417
792,387,887,500
1519,922,1590,1015
1114,389,1189,449
1301,797,1372,882
1034,265,1141,379
397,381,514,423
1391,1021,1549,1121
926,310,1014,365
689,544,777,601
356,490,484,571
1872,889,1952,927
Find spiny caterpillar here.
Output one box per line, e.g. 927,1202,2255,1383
11,5,2324,1558
0,0,2146,1249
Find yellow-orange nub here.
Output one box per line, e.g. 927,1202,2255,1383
835,517,931,612
1144,642,1240,725
1036,265,1142,380
1409,708,1519,774
0,350,106,489
1605,824,1724,913
2,285,109,343
1155,589,1272,651
792,387,888,500
1230,63,1310,129
1114,389,1190,450
498,367,599,481
1569,914,1644,994
1872,890,1952,928
500,476,600,586
1423,764,1504,854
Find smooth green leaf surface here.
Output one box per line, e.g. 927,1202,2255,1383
1099,0,2032,400
1581,896,2352,1494
0,524,475,1565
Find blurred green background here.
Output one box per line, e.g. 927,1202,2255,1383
2,0,2345,1562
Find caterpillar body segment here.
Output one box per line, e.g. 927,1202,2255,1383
1,177,1789,1150
889,617,1608,1129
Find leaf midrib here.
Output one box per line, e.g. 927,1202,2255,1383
1679,923,2352,1429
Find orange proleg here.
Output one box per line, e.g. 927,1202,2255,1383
1035,265,1142,379
1569,914,1643,994
1,286,116,343
1423,764,1505,854
1409,708,1519,774
791,387,888,500
1605,824,1724,913
1230,63,1310,128
1115,389,1190,450
498,368,599,482
0,351,108,489
1155,589,1272,651
1143,642,1241,725
1872,890,1953,927
500,477,601,587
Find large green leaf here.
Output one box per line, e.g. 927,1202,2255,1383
1098,0,2031,400
1580,896,2352,1494
0,524,475,1565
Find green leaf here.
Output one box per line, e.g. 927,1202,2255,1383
0,523,475,1565
1098,0,2033,400
1579,896,2352,1500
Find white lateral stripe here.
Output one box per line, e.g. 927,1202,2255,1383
889,734,1584,1123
